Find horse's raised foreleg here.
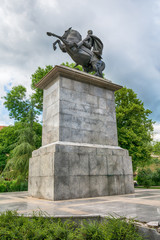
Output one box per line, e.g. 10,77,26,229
53,40,59,51
53,40,66,52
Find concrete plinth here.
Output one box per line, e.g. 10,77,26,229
28,65,134,200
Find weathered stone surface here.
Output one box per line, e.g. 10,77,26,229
41,72,119,146
28,66,134,201
28,142,134,200
28,176,54,200
124,175,135,194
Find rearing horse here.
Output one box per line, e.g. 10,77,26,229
47,28,105,78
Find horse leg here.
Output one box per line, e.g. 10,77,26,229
53,40,59,50
53,40,66,53
97,61,105,78
93,60,105,78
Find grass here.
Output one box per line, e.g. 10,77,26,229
0,211,145,240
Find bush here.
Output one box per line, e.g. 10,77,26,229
0,179,28,192
0,211,144,240
152,168,160,186
137,168,153,188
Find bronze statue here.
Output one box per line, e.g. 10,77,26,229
47,28,105,78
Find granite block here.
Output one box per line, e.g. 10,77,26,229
69,153,89,176
54,176,70,200
73,80,89,93
39,176,54,200
122,156,133,174
61,77,74,90
39,153,54,177
89,155,107,175
107,155,123,175
125,175,134,194
54,152,69,176
108,176,119,195
29,157,40,177
89,176,108,197
79,176,90,198
28,176,40,196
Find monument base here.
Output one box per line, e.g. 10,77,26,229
28,141,134,201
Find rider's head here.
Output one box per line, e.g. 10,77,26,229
88,30,93,35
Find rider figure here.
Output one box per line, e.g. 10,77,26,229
77,30,103,60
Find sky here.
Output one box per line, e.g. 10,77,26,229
0,0,160,140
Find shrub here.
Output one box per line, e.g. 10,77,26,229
0,179,28,192
137,168,153,188
152,168,160,186
100,216,144,240
0,183,7,192
0,211,145,240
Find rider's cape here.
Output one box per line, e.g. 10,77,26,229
90,35,103,57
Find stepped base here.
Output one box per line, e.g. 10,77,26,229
28,141,134,201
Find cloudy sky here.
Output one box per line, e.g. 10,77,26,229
0,0,160,140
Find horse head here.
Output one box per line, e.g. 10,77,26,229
62,28,82,44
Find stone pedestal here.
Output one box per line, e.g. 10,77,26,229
28,65,134,200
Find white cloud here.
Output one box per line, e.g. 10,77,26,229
153,122,160,142
0,0,160,125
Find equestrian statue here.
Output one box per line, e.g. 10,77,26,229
46,28,105,78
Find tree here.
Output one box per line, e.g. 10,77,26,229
2,121,42,179
3,85,30,121
153,142,160,155
2,88,42,179
31,65,53,111
0,125,20,173
115,87,154,171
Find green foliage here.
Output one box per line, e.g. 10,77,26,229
0,121,41,178
62,61,105,77
137,168,153,188
3,86,41,123
3,85,30,121
62,61,83,71
0,124,24,173
2,83,42,179
2,122,42,179
77,220,104,240
153,142,160,155
137,167,160,187
99,216,144,240
115,87,154,171
31,65,53,111
152,168,160,186
0,211,144,240
0,178,28,192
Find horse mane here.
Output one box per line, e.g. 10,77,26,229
62,28,82,43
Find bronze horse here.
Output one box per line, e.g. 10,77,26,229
47,28,105,78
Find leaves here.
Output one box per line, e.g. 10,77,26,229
115,87,154,171
2,122,42,179
3,85,30,121
0,211,144,240
31,65,53,111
